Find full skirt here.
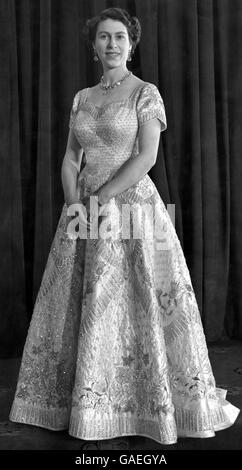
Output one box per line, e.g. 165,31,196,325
9,172,240,444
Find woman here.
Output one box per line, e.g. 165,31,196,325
10,7,239,445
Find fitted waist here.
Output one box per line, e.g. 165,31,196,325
78,164,120,182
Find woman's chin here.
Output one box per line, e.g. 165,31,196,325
103,62,121,70
105,58,121,65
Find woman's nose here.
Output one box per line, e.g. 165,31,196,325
108,36,117,48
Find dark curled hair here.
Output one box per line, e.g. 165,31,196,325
82,7,141,58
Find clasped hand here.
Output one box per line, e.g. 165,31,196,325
65,189,111,235
82,191,110,229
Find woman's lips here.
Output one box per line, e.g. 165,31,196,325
106,52,120,56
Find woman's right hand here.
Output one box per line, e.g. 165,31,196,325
64,214,74,233
64,196,113,238
83,195,111,230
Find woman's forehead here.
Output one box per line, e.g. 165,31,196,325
96,19,128,34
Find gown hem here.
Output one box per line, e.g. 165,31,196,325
9,399,240,445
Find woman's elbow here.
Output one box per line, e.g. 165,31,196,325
137,151,156,174
143,152,157,171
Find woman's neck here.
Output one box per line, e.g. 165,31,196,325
101,66,130,85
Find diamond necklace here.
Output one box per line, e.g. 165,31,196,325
99,71,132,95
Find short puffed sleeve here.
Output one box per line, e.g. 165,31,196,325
68,90,81,129
136,83,167,132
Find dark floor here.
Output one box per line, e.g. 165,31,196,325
0,339,241,450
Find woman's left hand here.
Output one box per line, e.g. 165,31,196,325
95,184,111,206
82,188,111,230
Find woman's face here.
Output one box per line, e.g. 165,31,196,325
93,19,132,70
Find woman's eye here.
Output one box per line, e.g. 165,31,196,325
99,34,124,40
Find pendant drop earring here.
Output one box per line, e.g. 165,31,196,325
93,49,99,62
127,48,132,62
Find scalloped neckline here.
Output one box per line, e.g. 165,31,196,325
84,83,146,109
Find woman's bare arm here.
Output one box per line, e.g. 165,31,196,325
61,128,83,207
97,118,161,205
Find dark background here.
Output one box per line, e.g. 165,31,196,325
1,0,242,357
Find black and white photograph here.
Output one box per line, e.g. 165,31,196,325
0,0,241,460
